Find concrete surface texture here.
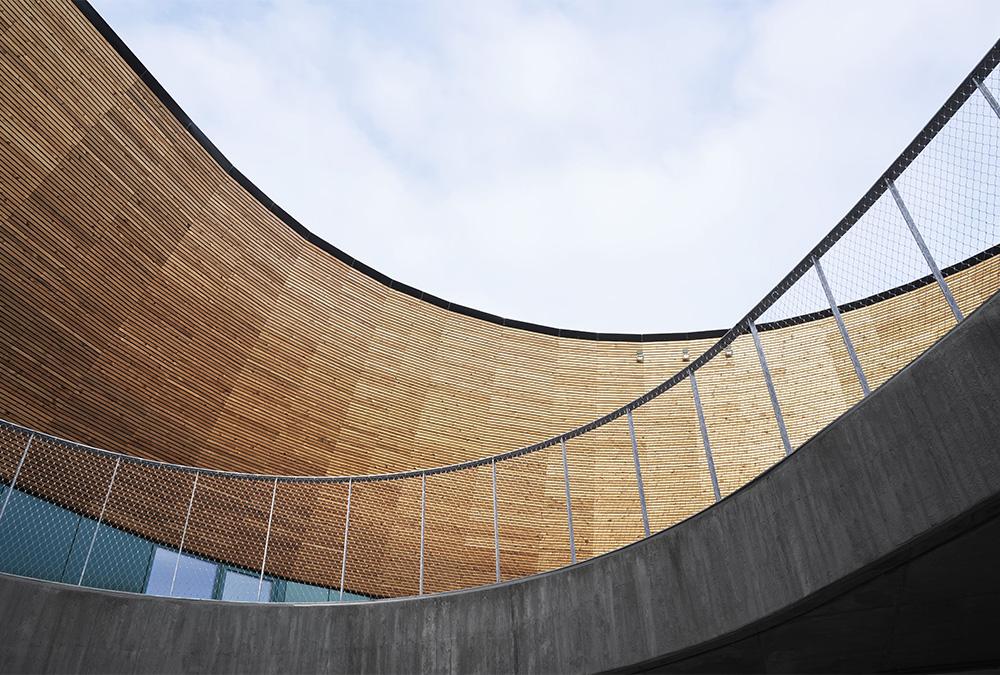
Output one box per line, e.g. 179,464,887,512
645,503,1000,672
2,290,1000,672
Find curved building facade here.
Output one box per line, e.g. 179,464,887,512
3,1,1000,669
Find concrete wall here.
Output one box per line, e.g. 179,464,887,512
648,503,1000,672
2,292,1000,672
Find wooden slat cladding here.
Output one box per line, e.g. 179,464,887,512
8,435,118,525
0,425,31,483
0,0,995,482
268,480,348,591
343,477,422,598
423,466,496,594
1,0,999,596
0,0,705,479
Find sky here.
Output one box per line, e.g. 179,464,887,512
91,0,1000,334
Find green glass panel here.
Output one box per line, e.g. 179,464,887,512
79,523,154,593
0,490,83,583
282,580,331,603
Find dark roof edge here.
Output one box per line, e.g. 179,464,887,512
70,1,1000,344
69,0,723,343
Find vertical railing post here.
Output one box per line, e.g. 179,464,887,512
257,477,278,602
886,179,963,322
491,459,500,584
419,472,426,596
170,471,199,597
813,255,871,397
560,438,577,565
0,433,33,526
626,410,651,537
975,78,1000,120
749,323,793,456
338,478,352,602
79,456,121,586
690,370,721,503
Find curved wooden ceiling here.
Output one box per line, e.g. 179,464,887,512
0,0,996,488
0,0,728,478
0,0,662,473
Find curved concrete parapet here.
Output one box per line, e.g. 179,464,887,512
3,290,1000,673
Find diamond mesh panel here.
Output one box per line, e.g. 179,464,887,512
83,460,195,593
0,435,117,584
567,414,646,561
819,190,957,391
757,267,864,449
821,190,936,305
894,68,1000,316
266,478,348,598
181,473,274,600
423,464,496,594
0,423,31,497
495,444,570,581
342,476,422,598
632,383,713,533
696,338,785,498
758,264,831,326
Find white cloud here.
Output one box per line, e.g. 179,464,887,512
91,0,1000,332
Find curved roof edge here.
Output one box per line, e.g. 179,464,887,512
70,0,723,343
69,1,1000,343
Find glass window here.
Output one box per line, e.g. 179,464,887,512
79,523,154,593
0,487,373,605
144,547,179,597
282,580,331,603
145,549,217,600
0,489,83,583
174,554,217,600
221,568,270,602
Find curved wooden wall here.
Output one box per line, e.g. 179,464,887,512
1,0,999,595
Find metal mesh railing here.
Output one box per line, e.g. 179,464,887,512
1,42,999,603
